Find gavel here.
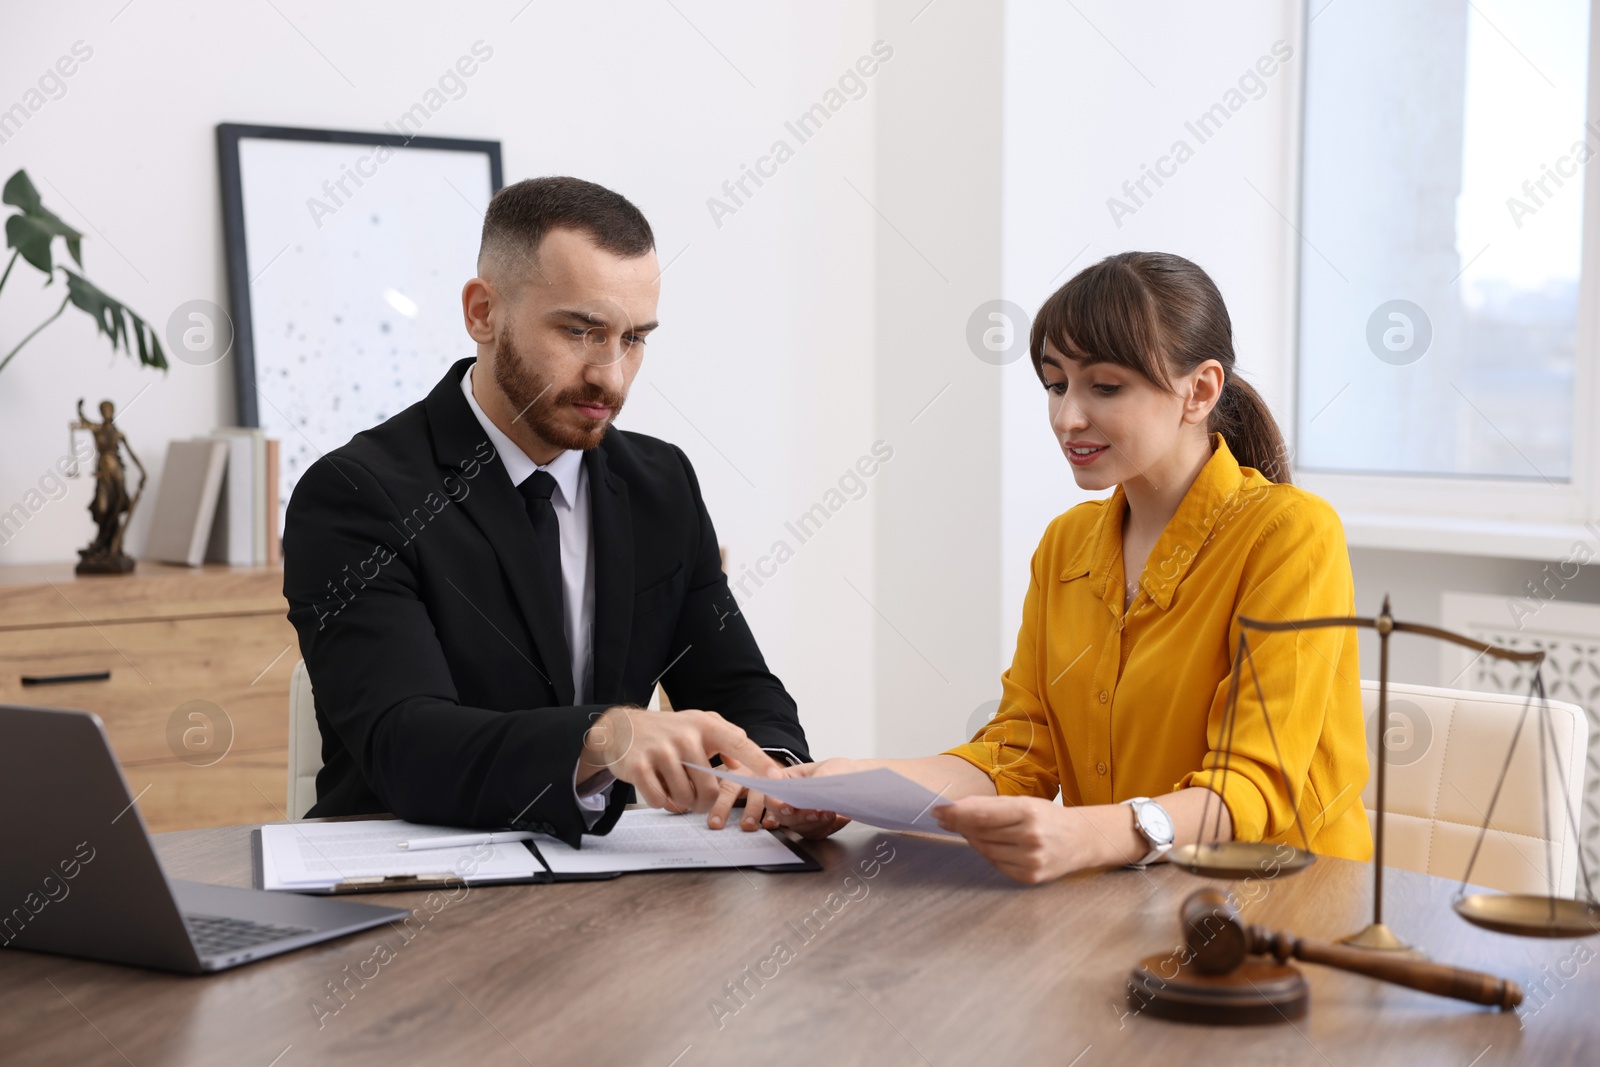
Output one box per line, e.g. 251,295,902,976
1180,888,1523,1011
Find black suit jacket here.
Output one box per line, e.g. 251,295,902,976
282,357,808,845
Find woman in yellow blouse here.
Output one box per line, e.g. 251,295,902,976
780,251,1372,882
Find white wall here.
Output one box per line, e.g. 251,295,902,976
870,0,1004,756
6,0,1597,764
0,0,883,760
1351,547,1600,686
999,0,1305,663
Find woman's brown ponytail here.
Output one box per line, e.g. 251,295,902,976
1029,251,1292,485
1211,375,1291,485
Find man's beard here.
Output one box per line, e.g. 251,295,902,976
493,327,626,452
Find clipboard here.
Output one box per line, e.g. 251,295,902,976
529,826,822,882
250,828,556,894
250,821,820,895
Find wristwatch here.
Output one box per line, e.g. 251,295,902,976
1122,796,1175,868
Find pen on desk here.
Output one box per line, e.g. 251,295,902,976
396,830,537,851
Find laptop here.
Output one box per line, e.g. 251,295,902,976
0,703,409,973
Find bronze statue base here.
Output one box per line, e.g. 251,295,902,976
76,552,136,575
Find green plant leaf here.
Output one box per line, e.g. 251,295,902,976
0,171,164,379
61,268,168,371
6,213,86,276
3,168,83,267
6,215,55,273
2,170,42,213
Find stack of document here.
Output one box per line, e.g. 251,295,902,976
260,820,543,891
533,812,808,874
257,811,811,893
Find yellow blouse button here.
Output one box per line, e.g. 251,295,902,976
1098,690,1109,703
1096,761,1107,775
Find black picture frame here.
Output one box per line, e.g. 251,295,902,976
215,122,503,428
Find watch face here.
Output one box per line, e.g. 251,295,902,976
1137,802,1174,844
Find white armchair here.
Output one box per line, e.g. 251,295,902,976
1360,680,1589,897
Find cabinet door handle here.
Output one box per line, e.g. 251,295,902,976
21,670,112,686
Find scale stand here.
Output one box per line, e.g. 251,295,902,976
1338,603,1422,955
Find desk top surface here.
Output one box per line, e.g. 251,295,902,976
0,821,1593,1067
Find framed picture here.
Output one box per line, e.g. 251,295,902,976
216,122,502,533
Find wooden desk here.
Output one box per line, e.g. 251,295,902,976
0,823,1591,1066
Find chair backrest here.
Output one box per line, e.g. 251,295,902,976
286,660,323,821
1361,679,1589,897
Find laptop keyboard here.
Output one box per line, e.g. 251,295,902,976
184,913,313,956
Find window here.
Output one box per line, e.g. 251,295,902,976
1293,0,1598,543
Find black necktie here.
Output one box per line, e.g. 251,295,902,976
516,471,564,617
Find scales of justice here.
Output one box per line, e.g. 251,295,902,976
66,397,146,575
1127,596,1600,1024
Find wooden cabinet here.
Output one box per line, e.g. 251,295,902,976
0,562,296,833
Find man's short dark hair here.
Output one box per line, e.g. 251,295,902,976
477,176,654,292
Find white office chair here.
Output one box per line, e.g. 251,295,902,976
1360,680,1589,897
286,660,323,821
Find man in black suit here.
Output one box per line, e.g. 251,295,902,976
282,176,819,846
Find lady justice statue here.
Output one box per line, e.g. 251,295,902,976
69,398,146,574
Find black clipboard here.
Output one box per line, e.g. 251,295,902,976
250,828,555,894
250,824,820,894
526,826,822,882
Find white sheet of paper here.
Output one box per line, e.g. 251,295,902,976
685,764,961,836
532,810,805,874
260,820,542,889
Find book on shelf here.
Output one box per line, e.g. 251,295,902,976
265,437,281,565
203,430,259,566
144,439,229,567
145,430,282,568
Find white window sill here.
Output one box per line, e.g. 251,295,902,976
1340,512,1600,563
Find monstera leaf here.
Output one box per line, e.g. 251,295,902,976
1,168,168,377
62,269,167,371
3,170,83,274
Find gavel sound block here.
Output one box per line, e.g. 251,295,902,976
1126,888,1524,1026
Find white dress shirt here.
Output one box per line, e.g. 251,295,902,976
461,365,612,822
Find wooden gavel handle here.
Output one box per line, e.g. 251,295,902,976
1247,926,1523,1010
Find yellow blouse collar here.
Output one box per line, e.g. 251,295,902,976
1062,433,1254,611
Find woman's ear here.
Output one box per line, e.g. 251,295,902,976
1182,359,1225,425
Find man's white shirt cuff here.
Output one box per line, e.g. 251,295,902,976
575,767,616,829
